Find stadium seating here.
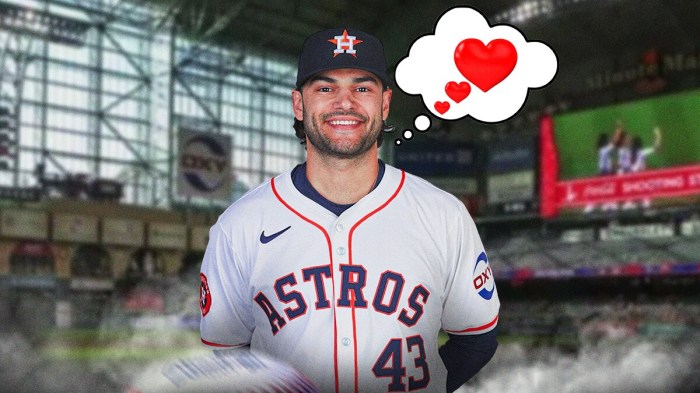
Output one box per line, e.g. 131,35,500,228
486,230,700,270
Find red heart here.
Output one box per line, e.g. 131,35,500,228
454,38,518,92
445,81,471,103
434,101,450,114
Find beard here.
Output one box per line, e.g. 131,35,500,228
302,109,382,160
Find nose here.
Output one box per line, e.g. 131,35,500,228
333,87,356,111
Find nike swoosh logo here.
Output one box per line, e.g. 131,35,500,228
260,226,291,244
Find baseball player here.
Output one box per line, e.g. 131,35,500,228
584,124,624,213
623,126,662,209
200,28,499,393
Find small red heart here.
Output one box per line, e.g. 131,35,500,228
434,101,450,115
445,81,471,103
454,38,518,92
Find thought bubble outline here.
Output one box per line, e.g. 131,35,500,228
394,6,559,124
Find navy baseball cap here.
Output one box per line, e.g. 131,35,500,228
295,28,390,89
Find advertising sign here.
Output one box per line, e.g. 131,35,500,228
53,214,98,243
149,223,187,250
103,218,144,247
0,210,48,239
177,129,232,201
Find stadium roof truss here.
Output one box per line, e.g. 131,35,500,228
0,0,304,208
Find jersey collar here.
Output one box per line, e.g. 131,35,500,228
272,162,404,225
290,160,386,216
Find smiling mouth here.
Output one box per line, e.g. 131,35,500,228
322,111,368,127
328,120,361,126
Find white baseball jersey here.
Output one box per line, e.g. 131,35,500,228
631,147,655,173
200,164,499,393
617,146,632,174
598,142,614,175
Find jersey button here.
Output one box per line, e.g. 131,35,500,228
341,337,351,346
337,247,346,255
335,223,344,232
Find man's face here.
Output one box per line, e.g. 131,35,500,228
292,68,392,159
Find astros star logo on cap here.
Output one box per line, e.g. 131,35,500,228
328,29,363,57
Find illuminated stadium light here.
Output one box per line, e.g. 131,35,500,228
492,0,559,24
0,2,91,46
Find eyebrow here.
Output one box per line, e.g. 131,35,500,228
351,76,381,85
306,74,381,86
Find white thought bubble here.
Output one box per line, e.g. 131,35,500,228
395,7,558,123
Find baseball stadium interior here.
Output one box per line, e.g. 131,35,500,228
1,0,699,392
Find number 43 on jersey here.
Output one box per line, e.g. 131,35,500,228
372,335,429,392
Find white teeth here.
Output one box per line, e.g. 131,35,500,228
329,120,359,125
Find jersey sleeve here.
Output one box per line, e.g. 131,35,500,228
641,147,655,158
441,203,500,335
200,221,254,348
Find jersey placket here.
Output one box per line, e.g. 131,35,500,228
330,217,357,393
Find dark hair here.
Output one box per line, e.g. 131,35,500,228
293,118,385,147
631,136,643,163
597,133,609,149
614,130,627,148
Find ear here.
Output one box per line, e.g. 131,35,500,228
292,89,304,121
382,88,392,121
